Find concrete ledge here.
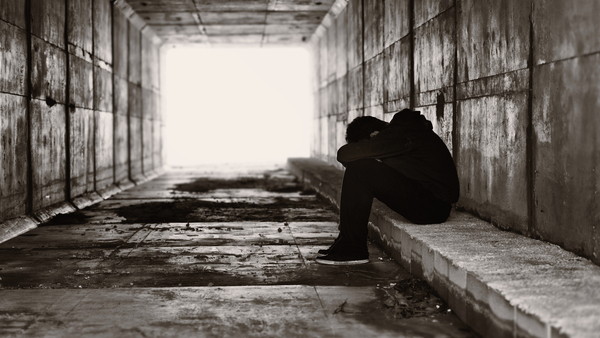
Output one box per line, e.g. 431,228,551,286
131,168,164,185
1,201,76,244
97,184,122,200
0,169,166,245
116,179,136,191
286,157,600,338
0,216,39,244
71,192,104,210
32,201,77,224
144,169,161,181
131,174,149,185
286,157,344,207
155,166,166,176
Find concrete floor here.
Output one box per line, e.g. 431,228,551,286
0,164,476,337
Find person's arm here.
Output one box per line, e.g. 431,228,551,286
336,134,411,166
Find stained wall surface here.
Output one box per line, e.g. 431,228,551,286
310,0,600,265
0,0,163,222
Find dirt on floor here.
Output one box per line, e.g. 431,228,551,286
113,196,339,223
378,276,449,319
43,174,334,225
174,176,315,194
116,174,334,223
173,169,316,195
41,195,339,225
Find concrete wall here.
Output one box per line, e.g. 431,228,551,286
310,0,600,265
0,0,163,227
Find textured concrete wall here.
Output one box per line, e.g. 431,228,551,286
0,11,29,220
93,0,114,193
414,6,454,149
113,7,129,185
141,33,161,175
0,93,28,220
68,54,95,197
456,0,531,232
532,0,600,261
383,0,410,116
0,0,163,224
128,24,144,181
310,0,600,264
30,0,66,211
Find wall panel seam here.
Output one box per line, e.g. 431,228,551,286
452,0,458,161
25,0,33,214
535,50,600,66
111,2,117,184
526,1,535,236
455,91,531,101
127,21,132,183
0,91,29,97
408,0,415,109
360,0,365,116
92,0,97,192
0,19,23,28
139,31,144,175
64,0,71,201
456,67,531,85
28,36,64,51
414,6,455,29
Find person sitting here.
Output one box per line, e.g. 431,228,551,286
316,108,460,265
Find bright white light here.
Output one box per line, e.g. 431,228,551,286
164,46,312,166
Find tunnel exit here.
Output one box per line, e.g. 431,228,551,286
163,46,312,166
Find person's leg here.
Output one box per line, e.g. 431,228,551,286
315,160,379,264
318,159,450,264
335,159,421,253
368,168,451,225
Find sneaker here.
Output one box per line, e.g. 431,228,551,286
315,252,369,265
317,248,330,255
317,236,341,255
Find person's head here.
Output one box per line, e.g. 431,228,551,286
345,116,388,143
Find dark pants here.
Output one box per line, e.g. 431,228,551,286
334,159,451,254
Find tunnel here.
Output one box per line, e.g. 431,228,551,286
1,0,600,337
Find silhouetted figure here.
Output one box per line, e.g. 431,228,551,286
316,109,459,265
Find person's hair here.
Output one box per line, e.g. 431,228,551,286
345,116,388,143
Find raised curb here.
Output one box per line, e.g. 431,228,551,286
0,216,39,244
0,167,167,245
32,201,78,224
131,174,149,185
116,179,136,191
71,191,104,210
286,157,600,338
97,184,122,200
145,167,166,181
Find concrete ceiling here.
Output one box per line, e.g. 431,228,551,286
124,0,338,45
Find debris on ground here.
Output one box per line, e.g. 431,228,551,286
333,299,348,314
172,172,312,194
379,276,447,319
113,196,339,223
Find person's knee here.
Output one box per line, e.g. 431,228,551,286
344,159,389,185
407,203,451,224
344,158,380,173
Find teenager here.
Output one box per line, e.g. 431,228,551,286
316,109,459,265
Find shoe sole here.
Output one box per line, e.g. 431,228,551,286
315,258,369,265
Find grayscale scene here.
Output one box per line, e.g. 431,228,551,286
0,0,599,337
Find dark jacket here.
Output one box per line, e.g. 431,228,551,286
337,109,460,204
